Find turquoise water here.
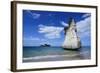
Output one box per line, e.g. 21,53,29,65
23,46,91,63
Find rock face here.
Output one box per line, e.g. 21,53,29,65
62,18,81,50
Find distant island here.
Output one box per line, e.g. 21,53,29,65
40,44,51,47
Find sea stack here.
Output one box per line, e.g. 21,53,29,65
62,18,81,50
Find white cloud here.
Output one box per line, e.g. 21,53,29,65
24,36,40,41
76,15,91,38
26,10,40,19
60,21,68,26
38,24,63,39
23,37,47,46
82,13,91,18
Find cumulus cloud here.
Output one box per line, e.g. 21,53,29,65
60,21,68,26
26,10,40,19
23,36,40,41
82,13,91,18
38,24,63,39
76,14,91,38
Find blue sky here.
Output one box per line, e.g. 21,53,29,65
23,10,91,46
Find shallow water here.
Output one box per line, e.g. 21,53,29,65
23,46,91,63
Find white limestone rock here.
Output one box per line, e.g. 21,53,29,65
62,18,81,49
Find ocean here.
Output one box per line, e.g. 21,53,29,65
23,46,91,63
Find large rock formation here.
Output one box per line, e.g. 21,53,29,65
62,18,81,50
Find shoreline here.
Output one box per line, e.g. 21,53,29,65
23,51,90,63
